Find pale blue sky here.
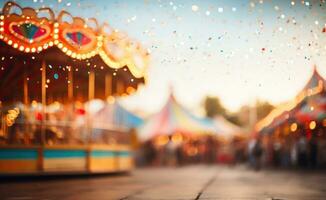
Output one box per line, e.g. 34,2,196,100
3,0,326,115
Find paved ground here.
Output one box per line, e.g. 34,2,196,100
1,165,326,200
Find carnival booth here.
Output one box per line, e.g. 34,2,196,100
138,92,218,165
0,1,149,174
255,66,326,167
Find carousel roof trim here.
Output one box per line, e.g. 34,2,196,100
0,1,149,79
255,66,326,132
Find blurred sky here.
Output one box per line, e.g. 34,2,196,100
3,0,326,115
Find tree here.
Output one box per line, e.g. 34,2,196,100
204,96,226,118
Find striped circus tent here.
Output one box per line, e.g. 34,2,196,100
86,99,144,130
138,93,217,141
213,116,244,139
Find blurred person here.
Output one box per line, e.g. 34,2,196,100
248,138,256,168
309,133,318,168
164,136,177,166
143,140,157,166
253,137,263,171
297,135,308,168
272,140,282,167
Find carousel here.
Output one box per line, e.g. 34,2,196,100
0,2,149,174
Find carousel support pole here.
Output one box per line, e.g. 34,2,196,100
117,80,124,95
41,61,46,145
86,70,95,172
39,60,46,172
23,69,30,144
88,71,95,100
23,71,29,106
105,74,112,98
68,66,74,103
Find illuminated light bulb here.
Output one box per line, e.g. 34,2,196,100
54,23,59,27
54,29,59,33
107,96,115,104
172,132,183,143
76,54,81,59
8,40,12,45
48,41,53,46
13,43,18,48
19,46,25,51
309,121,317,130
0,21,3,26
25,47,30,52
81,54,86,59
0,15,4,20
71,53,76,58
31,47,36,52
62,47,67,52
54,34,59,39
43,44,48,49
290,123,297,132
58,43,63,49
67,50,72,56
37,46,43,51
0,28,4,32
54,40,59,45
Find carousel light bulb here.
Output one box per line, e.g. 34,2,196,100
25,47,30,53
54,29,59,33
290,123,297,132
0,15,4,20
37,46,43,51
309,121,317,130
107,96,115,104
19,46,25,51
49,41,54,46
8,40,12,45
0,28,4,32
13,43,18,48
58,43,63,49
31,48,36,53
54,40,59,45
54,23,59,27
71,53,76,58
0,21,3,26
54,34,59,39
62,47,67,52
67,50,72,56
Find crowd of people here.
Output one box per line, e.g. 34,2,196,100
248,129,326,170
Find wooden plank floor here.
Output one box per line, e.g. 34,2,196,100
1,166,326,200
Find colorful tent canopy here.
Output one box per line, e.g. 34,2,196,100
86,99,144,130
213,115,244,139
138,93,217,141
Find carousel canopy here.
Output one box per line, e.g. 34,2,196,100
0,1,149,104
256,66,326,133
138,93,217,141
